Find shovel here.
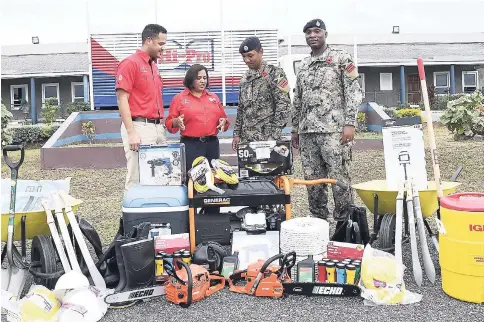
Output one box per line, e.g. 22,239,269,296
2,145,27,297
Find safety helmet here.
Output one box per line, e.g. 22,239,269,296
54,270,90,301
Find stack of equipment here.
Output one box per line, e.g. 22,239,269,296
237,140,293,179
122,185,189,235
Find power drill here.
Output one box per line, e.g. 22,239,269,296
147,158,173,177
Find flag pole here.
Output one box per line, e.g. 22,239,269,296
286,0,291,56
86,0,94,110
220,0,226,106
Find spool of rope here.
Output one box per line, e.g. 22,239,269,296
280,217,329,257
191,157,214,193
211,159,238,185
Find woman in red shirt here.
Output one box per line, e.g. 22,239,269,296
165,64,230,172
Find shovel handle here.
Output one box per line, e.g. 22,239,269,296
292,179,348,190
3,145,25,170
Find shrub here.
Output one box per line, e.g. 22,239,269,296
356,112,367,132
431,95,449,111
440,90,484,138
81,121,96,144
1,103,13,148
395,102,411,110
41,98,60,124
9,124,60,145
430,93,469,111
66,101,91,116
383,107,398,119
395,108,422,119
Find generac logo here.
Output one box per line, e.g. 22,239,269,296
469,224,483,232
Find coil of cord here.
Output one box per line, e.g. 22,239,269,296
191,156,214,193
211,159,238,185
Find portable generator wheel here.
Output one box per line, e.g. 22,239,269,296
31,235,58,289
378,213,396,253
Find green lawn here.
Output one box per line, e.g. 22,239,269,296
2,124,482,245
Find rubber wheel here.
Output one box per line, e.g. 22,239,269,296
378,213,396,253
31,235,58,289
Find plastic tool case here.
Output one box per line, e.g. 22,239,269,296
122,184,189,235
237,140,293,178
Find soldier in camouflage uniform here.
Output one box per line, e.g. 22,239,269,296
232,37,292,150
291,19,363,222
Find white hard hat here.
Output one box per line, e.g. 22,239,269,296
56,286,107,322
54,270,90,301
20,285,61,322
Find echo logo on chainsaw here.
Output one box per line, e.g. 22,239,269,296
312,286,343,295
469,224,483,232
128,289,154,299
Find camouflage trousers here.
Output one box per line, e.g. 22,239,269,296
299,132,354,221
238,126,282,143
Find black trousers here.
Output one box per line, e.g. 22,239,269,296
181,136,221,214
181,136,220,171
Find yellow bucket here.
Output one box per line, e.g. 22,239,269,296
439,192,484,304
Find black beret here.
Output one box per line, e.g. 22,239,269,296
303,19,326,33
239,37,262,54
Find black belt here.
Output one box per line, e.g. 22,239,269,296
181,136,218,142
132,117,163,124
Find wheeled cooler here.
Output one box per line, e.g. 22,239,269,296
122,184,189,235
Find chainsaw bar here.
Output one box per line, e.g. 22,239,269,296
282,283,361,297
104,286,166,304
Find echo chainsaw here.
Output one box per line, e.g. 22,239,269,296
104,261,225,308
228,252,296,298
164,260,225,308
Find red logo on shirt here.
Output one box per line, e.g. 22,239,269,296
262,71,268,77
326,57,333,63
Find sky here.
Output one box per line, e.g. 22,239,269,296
1,0,484,46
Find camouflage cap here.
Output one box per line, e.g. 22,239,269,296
303,19,326,32
239,36,262,54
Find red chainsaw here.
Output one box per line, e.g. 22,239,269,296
163,260,225,308
228,252,296,298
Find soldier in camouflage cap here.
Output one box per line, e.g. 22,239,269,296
232,36,291,150
291,19,363,222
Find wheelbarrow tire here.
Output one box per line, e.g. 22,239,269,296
379,213,396,253
31,235,58,290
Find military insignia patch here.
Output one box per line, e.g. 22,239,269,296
345,63,359,80
276,75,290,93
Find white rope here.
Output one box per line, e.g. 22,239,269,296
280,217,329,257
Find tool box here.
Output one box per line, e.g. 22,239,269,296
122,184,189,235
237,140,293,178
138,143,186,186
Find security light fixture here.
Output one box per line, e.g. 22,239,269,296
392,26,400,34
32,36,39,44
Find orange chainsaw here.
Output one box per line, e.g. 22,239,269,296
164,260,225,308
228,252,296,298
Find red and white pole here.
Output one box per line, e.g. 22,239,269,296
417,58,443,199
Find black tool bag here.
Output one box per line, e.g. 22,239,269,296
331,205,370,245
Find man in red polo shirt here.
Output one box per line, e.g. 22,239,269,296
116,24,168,191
